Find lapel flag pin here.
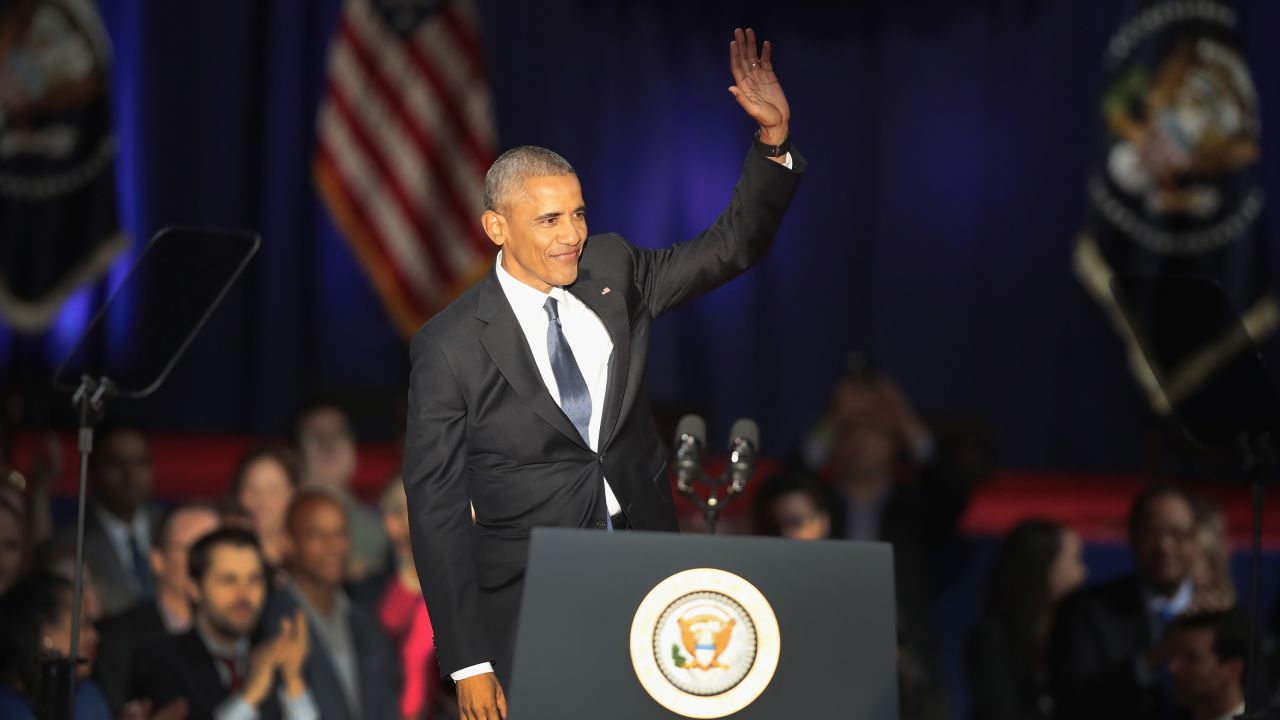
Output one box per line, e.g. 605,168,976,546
601,287,611,295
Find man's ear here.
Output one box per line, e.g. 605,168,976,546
482,210,505,246
149,547,165,579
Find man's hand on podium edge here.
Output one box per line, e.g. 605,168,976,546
458,672,507,720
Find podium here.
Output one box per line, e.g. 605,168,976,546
508,529,900,719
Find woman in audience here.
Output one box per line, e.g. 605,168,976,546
0,573,109,718
29,540,104,622
967,519,1086,720
378,479,442,720
228,444,300,571
1191,497,1235,609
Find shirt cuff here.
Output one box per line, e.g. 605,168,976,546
781,152,793,169
212,696,258,720
451,662,495,682
279,687,318,720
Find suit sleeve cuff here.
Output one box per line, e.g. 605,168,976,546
279,686,318,720
212,696,258,720
451,662,495,682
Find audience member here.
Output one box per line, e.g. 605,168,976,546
55,425,162,616
294,402,389,581
95,502,221,713
261,489,397,720
967,519,1086,720
378,479,440,720
1050,483,1211,719
0,482,27,595
0,572,112,719
230,446,300,571
30,539,105,622
751,469,832,540
136,527,318,719
1168,610,1248,720
806,368,973,719
1190,498,1235,610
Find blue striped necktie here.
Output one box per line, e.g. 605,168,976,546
543,296,592,445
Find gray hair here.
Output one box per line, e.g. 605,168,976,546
483,145,576,213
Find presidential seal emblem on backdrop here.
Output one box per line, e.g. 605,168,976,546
630,568,780,719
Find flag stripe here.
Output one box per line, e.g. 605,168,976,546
324,58,460,289
338,14,484,265
315,141,432,318
319,96,443,303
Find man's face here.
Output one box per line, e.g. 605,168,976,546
1169,627,1240,710
151,508,219,597
1132,494,1197,594
768,492,830,541
289,498,350,588
195,545,266,640
91,430,152,518
297,407,356,490
485,174,587,292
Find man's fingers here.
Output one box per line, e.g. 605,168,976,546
497,683,509,719
761,39,773,69
745,28,759,63
728,40,746,85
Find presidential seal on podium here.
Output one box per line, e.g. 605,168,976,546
630,568,781,718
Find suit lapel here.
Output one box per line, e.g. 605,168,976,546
476,270,591,450
568,269,630,450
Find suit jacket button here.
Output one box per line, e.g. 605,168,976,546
598,454,605,464
595,520,606,529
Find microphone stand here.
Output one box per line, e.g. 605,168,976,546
677,468,747,535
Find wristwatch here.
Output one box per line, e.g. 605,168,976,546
753,129,791,158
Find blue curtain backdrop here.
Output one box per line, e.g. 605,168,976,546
2,0,1280,471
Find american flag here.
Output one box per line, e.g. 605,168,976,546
314,0,496,337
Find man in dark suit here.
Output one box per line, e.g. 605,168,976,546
260,490,398,720
1050,484,1207,719
404,27,802,720
55,425,163,616
94,502,220,713
137,527,318,720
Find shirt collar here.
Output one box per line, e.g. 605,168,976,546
93,504,149,544
1142,577,1194,617
287,579,350,623
495,251,568,316
195,621,249,661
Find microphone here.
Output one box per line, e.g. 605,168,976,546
673,415,706,494
726,418,759,495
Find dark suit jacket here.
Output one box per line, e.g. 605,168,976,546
55,504,162,617
404,148,805,682
261,588,398,720
134,629,287,720
1048,574,1167,719
92,600,167,714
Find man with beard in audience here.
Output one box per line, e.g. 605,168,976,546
137,527,318,720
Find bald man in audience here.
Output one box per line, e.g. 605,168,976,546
261,489,397,720
95,502,220,713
